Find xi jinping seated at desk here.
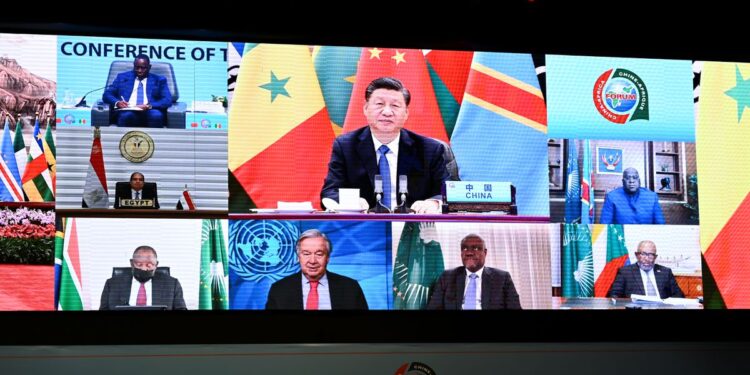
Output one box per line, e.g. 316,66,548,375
114,172,160,209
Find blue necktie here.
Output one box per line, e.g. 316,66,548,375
136,80,144,105
464,273,478,310
378,145,391,208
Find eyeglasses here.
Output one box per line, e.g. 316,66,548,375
636,252,657,259
461,246,484,252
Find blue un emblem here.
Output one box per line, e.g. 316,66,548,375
229,220,300,282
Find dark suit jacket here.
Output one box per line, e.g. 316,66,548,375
114,182,160,209
103,71,172,110
427,266,522,310
99,272,186,310
321,127,449,209
607,263,684,298
265,271,369,310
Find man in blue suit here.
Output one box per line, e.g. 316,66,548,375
320,77,449,213
600,168,665,224
103,54,172,127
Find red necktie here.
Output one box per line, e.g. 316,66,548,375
136,282,147,306
306,280,319,310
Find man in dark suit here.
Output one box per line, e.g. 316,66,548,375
100,245,186,310
427,234,521,310
102,54,172,127
266,229,368,310
321,77,449,214
607,240,684,298
114,172,160,209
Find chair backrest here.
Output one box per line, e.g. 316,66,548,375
116,181,157,192
112,267,170,277
432,138,460,181
105,60,179,102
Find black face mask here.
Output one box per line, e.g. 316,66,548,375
132,267,155,283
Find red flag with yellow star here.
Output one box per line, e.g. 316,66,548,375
697,61,750,308
342,48,449,142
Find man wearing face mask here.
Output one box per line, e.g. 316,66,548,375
427,234,521,310
100,245,186,310
607,240,684,299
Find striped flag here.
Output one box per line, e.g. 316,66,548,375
451,52,550,216
424,49,474,139
13,117,27,189
343,47,449,142
53,216,65,308
697,62,750,308
593,224,630,297
0,117,23,202
564,139,581,222
313,45,361,136
21,117,53,202
228,44,335,209
58,218,84,310
199,219,228,309
581,139,595,224
176,185,196,210
42,118,56,194
81,127,109,208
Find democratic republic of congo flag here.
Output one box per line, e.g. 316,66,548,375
451,52,550,216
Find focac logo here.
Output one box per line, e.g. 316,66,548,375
593,68,649,124
394,362,436,375
228,220,300,282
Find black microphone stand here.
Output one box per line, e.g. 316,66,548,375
371,191,392,213
75,86,108,107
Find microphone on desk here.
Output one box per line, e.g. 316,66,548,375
395,174,410,214
374,174,383,203
75,86,108,107
371,174,390,213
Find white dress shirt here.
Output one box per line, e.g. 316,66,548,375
128,277,153,306
127,77,149,107
301,273,332,310
639,267,662,299
131,189,143,199
462,267,484,310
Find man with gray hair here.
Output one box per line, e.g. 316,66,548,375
266,229,368,310
607,240,684,298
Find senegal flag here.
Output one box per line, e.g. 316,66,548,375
697,61,750,309
229,44,335,210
